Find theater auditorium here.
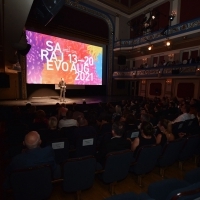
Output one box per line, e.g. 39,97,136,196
1,0,200,199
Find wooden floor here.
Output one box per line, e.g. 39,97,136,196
4,158,197,200
48,161,197,200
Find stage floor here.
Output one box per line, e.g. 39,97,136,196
0,96,130,106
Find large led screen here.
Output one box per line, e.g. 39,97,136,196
26,31,103,85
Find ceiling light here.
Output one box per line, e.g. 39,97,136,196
166,41,171,46
148,45,152,50
169,15,174,21
152,15,155,19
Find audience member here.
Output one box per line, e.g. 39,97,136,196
156,119,174,146
73,116,96,145
172,103,194,124
58,110,78,129
31,110,48,130
5,131,60,188
58,103,68,120
112,105,122,122
131,121,156,153
96,122,131,164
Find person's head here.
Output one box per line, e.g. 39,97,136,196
181,103,190,113
154,104,161,112
158,118,172,133
115,105,121,114
23,131,41,149
61,78,64,81
66,110,73,119
125,114,136,124
112,122,125,137
140,113,150,122
35,110,46,120
77,116,88,126
48,116,58,129
190,98,198,106
140,121,154,136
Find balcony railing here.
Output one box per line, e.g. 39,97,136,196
114,17,200,49
113,64,199,79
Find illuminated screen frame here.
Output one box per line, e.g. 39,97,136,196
26,30,103,85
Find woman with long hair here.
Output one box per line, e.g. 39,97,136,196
156,118,174,146
131,121,156,153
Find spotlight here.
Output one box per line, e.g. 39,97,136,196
152,15,155,19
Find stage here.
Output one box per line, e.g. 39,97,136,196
0,96,131,106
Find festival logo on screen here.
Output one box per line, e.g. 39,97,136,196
26,31,103,85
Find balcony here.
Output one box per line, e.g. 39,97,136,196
114,17,200,51
113,64,199,80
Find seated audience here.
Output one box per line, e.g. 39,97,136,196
172,103,195,124
73,116,97,145
131,121,156,153
5,131,60,188
31,110,48,130
38,116,60,145
58,110,78,129
138,113,151,129
96,122,131,165
58,103,68,120
156,119,174,146
72,103,84,120
112,105,122,122
124,113,138,137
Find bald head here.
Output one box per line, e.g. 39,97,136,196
24,131,41,149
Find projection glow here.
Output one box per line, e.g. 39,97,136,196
26,30,103,85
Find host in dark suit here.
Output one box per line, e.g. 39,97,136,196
96,121,131,164
58,78,66,102
5,131,60,189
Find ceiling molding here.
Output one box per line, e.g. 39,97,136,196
87,0,168,18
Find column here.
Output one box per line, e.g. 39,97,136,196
170,0,181,26
0,0,4,72
129,59,133,70
115,14,120,41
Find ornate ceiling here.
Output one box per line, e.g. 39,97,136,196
97,0,157,15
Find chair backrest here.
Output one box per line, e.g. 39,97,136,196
9,165,52,200
167,181,200,200
99,150,132,183
75,133,97,157
179,134,200,162
60,126,77,145
63,156,96,192
38,129,61,147
172,122,184,139
47,138,69,164
130,144,162,175
157,139,185,168
184,118,200,135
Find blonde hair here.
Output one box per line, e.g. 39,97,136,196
48,116,58,129
159,119,172,134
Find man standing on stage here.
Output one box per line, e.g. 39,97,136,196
58,78,66,102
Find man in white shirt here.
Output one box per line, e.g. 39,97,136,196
172,104,194,124
58,110,78,129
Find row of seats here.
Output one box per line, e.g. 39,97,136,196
7,147,200,200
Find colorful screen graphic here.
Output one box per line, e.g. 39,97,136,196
26,31,103,85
